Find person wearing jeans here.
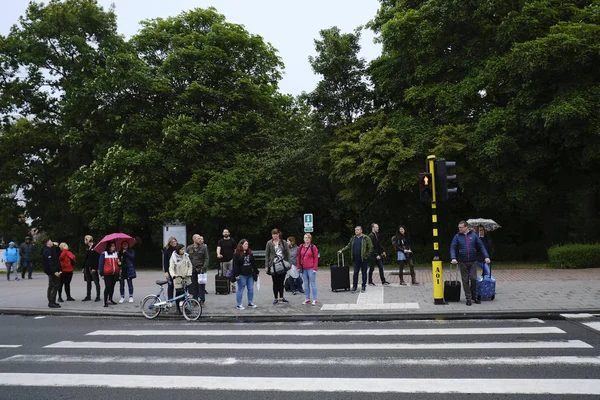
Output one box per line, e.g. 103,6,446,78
232,239,259,310
298,233,319,305
338,226,373,294
118,241,136,303
4,241,20,281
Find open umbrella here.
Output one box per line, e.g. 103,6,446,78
467,218,501,232
94,233,136,253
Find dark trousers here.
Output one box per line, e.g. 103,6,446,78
47,274,60,303
58,272,73,299
190,268,206,302
288,275,303,292
399,259,416,282
175,288,185,313
352,258,368,289
86,270,101,299
120,276,134,297
103,274,117,304
272,273,285,299
166,273,174,300
458,261,478,300
21,261,33,279
368,256,386,284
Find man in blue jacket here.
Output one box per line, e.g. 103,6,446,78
450,220,491,306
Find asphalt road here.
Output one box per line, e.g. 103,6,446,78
0,315,599,399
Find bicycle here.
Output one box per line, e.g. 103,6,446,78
140,279,202,321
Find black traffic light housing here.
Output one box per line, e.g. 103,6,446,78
419,173,433,202
435,159,457,201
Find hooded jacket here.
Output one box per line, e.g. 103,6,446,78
4,243,20,263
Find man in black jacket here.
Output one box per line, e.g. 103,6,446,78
42,239,61,308
368,223,390,286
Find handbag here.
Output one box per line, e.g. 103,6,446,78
270,257,291,275
198,273,208,284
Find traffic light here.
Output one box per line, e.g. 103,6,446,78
435,159,457,201
419,172,433,202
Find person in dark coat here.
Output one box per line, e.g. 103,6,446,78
391,225,418,285
19,236,35,279
82,235,101,301
118,241,136,303
42,239,61,308
163,237,178,300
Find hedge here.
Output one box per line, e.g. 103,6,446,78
547,244,600,269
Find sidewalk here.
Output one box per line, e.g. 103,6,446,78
1,268,599,321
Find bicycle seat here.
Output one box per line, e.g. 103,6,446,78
155,280,168,286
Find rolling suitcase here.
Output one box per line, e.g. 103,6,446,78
476,263,496,301
331,253,350,292
215,262,231,295
444,263,462,302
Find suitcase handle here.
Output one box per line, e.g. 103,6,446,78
337,252,344,267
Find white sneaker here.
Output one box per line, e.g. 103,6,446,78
248,303,257,308
312,300,319,306
236,305,245,310
128,297,134,303
118,297,125,303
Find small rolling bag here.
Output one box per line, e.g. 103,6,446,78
331,253,350,292
476,263,496,301
215,262,231,295
444,263,462,302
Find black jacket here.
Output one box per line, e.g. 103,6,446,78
368,232,385,256
42,246,60,275
232,253,259,277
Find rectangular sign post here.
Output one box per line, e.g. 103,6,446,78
304,213,313,233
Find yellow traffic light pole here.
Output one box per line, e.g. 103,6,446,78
427,155,445,304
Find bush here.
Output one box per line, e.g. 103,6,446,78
548,244,600,269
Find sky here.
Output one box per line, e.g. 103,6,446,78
0,0,383,96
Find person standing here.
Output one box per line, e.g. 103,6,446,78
286,236,303,295
163,237,178,301
57,242,76,302
265,228,290,304
338,226,373,293
232,239,259,310
476,225,493,277
392,225,419,285
82,235,101,302
187,234,210,306
450,220,491,306
42,239,61,308
216,229,237,293
99,242,120,308
3,241,20,281
298,233,319,305
368,223,389,286
169,244,193,314
19,236,35,279
118,241,136,303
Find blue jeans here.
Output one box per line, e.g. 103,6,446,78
120,277,134,297
21,260,33,278
302,269,317,301
352,258,368,289
236,275,254,306
477,262,490,277
5,262,17,279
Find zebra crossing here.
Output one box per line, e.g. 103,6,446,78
1,318,600,396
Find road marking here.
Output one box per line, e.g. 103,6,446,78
357,286,383,304
0,374,599,394
45,340,591,350
34,316,45,320
583,322,600,332
86,327,565,336
0,345,21,348
561,313,596,319
321,303,419,310
4,355,600,367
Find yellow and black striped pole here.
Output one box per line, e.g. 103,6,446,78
428,155,445,304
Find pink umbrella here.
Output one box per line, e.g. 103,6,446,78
94,233,136,253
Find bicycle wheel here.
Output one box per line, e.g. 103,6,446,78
141,295,161,319
182,298,202,321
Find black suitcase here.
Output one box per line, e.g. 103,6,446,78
444,263,461,302
331,253,350,292
215,262,231,295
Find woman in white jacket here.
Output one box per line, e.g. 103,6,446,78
169,244,192,314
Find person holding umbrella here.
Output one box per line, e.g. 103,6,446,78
476,225,493,277
98,241,120,307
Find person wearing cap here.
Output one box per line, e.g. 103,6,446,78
3,241,20,281
19,236,35,279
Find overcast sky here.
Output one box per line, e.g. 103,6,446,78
1,0,382,96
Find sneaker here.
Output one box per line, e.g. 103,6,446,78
280,298,289,303
48,302,59,308
15,277,20,281
236,305,245,310
303,299,311,305
298,289,305,294
351,288,357,294
382,281,391,286
368,282,376,286
466,299,472,306
292,291,297,295
57,297,64,303
311,300,318,306
361,287,366,293
474,298,481,304
129,297,134,303
82,297,91,302
28,276,32,279
272,299,279,305
119,297,125,304
66,297,75,301
248,303,257,308
94,297,101,302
